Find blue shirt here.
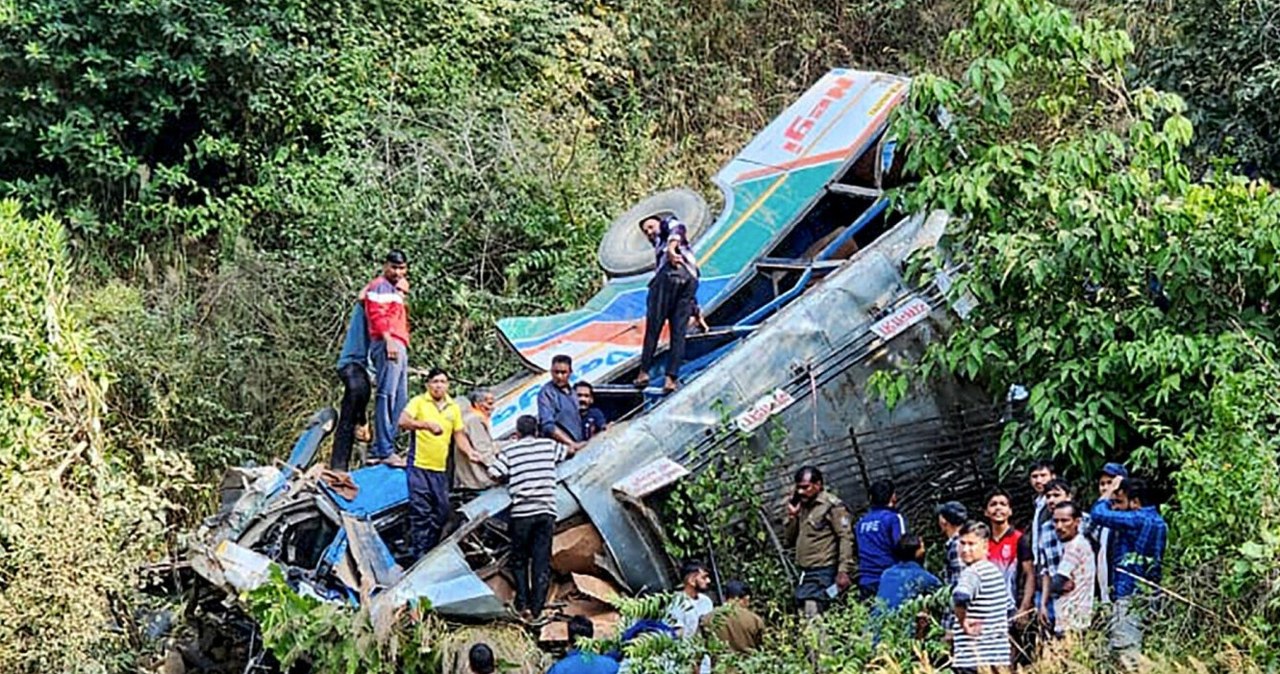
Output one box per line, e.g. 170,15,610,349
581,407,608,440
546,650,620,674
943,534,962,586
538,381,583,442
855,506,906,588
336,303,369,370
875,561,942,611
1089,499,1167,598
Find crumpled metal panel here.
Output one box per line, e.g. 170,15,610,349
372,539,507,621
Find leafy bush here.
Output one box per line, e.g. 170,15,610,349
0,0,313,247
886,0,1280,661
1121,0,1280,178
0,200,195,673
662,419,791,611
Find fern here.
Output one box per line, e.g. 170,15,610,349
608,591,680,621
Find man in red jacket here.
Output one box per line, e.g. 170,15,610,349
364,250,410,467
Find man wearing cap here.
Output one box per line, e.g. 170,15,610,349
1096,462,1128,604
364,250,411,467
936,501,968,588
1091,477,1167,669
783,466,854,616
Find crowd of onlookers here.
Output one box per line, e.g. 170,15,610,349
333,251,1169,674
453,452,1168,674
769,460,1166,673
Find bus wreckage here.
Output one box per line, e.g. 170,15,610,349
187,69,1000,642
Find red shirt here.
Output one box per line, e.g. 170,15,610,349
362,276,409,346
987,525,1023,600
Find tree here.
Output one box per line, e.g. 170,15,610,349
889,0,1280,654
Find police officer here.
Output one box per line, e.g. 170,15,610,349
782,466,854,616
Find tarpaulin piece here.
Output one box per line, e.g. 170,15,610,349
321,464,408,517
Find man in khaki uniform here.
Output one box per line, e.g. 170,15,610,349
783,466,854,616
455,389,498,492
701,579,765,653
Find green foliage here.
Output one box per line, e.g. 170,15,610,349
1120,0,1280,178
888,0,1280,661
0,200,195,673
606,585,951,674
894,0,1280,475
0,0,310,246
246,566,442,673
80,253,349,479
662,418,791,611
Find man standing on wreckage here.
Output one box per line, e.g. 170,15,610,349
634,214,699,394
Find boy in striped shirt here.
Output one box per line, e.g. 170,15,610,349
489,415,579,620
952,521,1013,674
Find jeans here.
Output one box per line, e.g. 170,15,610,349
332,362,370,471
508,513,555,615
370,338,408,460
407,464,450,559
639,265,698,380
1109,596,1144,670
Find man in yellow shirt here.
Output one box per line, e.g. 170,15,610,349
398,368,475,559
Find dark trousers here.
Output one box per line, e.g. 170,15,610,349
508,513,555,615
407,465,450,559
332,363,370,472
639,265,698,379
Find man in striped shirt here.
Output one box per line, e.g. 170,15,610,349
952,521,1013,674
489,415,579,620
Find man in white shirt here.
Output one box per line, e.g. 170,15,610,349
1049,501,1096,637
666,559,714,674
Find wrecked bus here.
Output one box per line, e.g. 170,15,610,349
188,69,1001,638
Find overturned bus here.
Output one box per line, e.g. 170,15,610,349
187,69,1004,639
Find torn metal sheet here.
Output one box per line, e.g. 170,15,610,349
372,539,507,622
213,541,274,593
342,514,403,590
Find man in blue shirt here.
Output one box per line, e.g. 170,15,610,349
537,354,585,452
856,479,907,599
1090,476,1167,669
547,616,619,674
575,381,609,440
333,300,371,472
875,533,942,613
